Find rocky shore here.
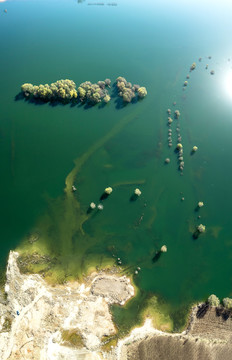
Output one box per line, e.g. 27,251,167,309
1,252,232,360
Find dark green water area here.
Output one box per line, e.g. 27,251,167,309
1,0,232,334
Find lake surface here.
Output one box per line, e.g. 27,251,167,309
1,0,232,331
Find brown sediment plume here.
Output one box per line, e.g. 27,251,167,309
209,226,223,238
145,186,165,229
11,138,15,177
64,110,143,195
16,106,145,282
112,179,146,188
145,206,157,229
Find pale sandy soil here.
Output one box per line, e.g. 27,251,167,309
0,252,134,360
1,252,232,360
117,306,232,360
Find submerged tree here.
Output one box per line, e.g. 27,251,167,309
103,94,111,103
152,245,167,263
104,78,111,87
190,62,196,71
137,86,147,98
21,79,77,101
116,76,147,103
21,78,110,105
21,76,147,106
193,224,206,239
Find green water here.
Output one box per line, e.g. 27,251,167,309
1,0,232,331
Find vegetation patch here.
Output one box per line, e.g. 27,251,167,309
1,315,12,332
142,296,173,332
101,335,118,352
61,329,84,348
17,252,57,276
20,77,147,106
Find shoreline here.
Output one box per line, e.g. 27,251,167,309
1,251,232,360
0,251,136,359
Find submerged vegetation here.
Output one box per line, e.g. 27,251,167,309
16,104,145,284
21,77,147,106
15,55,231,336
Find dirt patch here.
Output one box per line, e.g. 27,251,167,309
91,276,134,305
189,305,232,341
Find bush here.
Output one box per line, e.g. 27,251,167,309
208,294,220,307
223,297,232,310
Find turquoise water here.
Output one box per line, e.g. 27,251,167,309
1,0,232,330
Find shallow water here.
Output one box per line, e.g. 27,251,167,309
1,0,232,330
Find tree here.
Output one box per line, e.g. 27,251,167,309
208,294,220,307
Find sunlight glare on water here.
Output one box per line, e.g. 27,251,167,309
223,70,232,100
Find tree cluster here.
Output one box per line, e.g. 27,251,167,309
77,79,111,104
21,79,78,101
208,294,232,310
21,78,111,104
21,77,147,105
116,76,147,103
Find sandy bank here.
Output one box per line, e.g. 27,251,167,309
116,305,232,360
0,251,134,359
1,251,232,360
